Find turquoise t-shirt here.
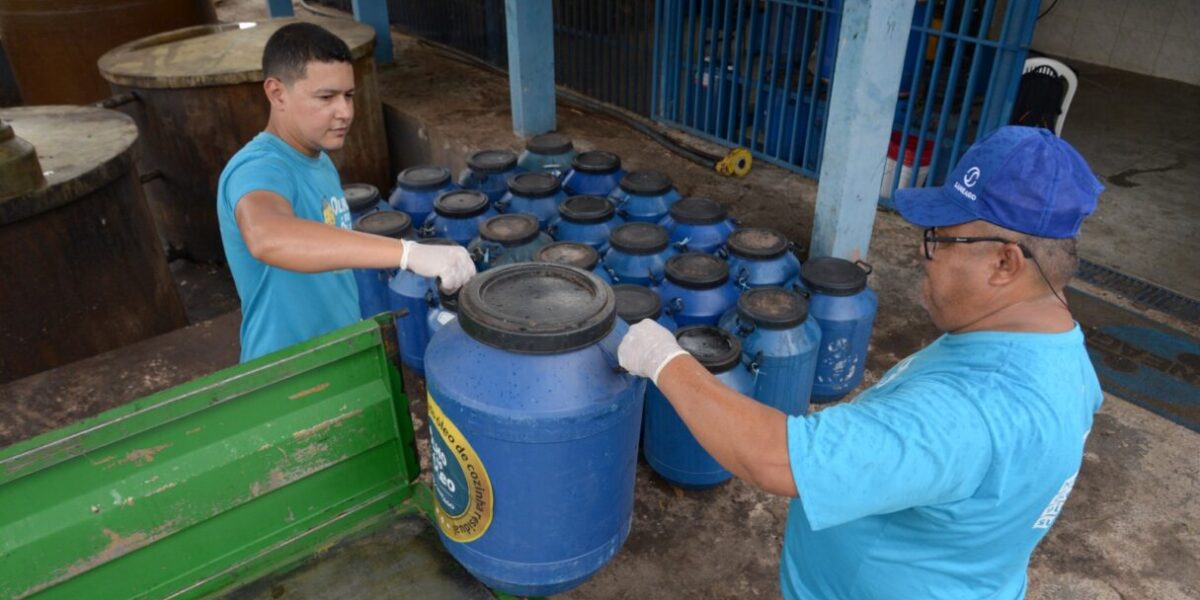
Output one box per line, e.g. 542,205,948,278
217,132,359,362
782,325,1102,600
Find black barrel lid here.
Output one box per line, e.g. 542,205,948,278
613,284,662,324
665,252,730,289
457,263,615,354
571,150,621,174
737,287,809,329
800,257,870,296
526,132,574,156
434,190,490,218
558,195,615,223
479,213,540,246
726,227,790,260
618,170,673,196
535,241,601,271
676,326,742,374
343,183,380,211
396,165,452,190
609,222,669,255
466,149,518,174
507,171,561,198
354,210,412,239
668,197,727,225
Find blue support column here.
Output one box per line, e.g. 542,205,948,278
504,0,556,137
810,0,917,260
266,0,294,18
352,0,394,65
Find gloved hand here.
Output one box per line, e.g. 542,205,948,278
617,319,690,385
400,239,476,293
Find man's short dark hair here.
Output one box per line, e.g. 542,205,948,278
262,22,353,84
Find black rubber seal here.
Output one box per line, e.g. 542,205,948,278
434,190,490,218
609,222,669,255
726,227,789,260
737,287,809,329
559,195,615,224
800,257,870,296
535,241,601,272
668,197,727,225
507,171,561,198
526,132,574,156
343,183,381,211
479,213,540,246
353,210,412,239
571,150,621,173
676,326,742,374
618,170,673,196
665,252,730,289
397,166,452,190
466,149,518,174
613,284,662,324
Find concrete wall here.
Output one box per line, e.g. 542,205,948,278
1031,0,1200,86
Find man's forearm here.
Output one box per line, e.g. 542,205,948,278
245,212,405,273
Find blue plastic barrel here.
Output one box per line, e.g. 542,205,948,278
643,326,755,488
458,149,519,206
602,222,678,286
722,227,802,290
534,241,613,284
467,213,553,272
655,253,739,327
720,287,821,416
548,195,625,253
425,263,643,596
421,190,498,246
351,211,414,319
496,171,568,229
344,183,389,221
517,132,577,179
607,170,681,224
562,150,625,197
798,257,878,403
389,166,458,228
658,197,736,254
389,238,458,374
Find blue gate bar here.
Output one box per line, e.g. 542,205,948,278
266,0,294,18
505,0,556,137
351,0,394,65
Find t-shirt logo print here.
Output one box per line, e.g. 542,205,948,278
322,195,353,230
1033,473,1077,529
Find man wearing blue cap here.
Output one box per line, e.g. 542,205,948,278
619,126,1105,599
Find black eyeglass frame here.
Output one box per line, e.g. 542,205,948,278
922,227,1033,261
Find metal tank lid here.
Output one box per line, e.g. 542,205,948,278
0,105,138,225
613,284,662,324
609,222,668,255
479,213,540,246
726,227,790,260
434,190,490,218
800,257,870,296
535,241,601,271
525,132,574,155
618,170,673,196
97,17,375,89
676,326,742,374
466,149,518,174
457,263,616,354
571,150,621,173
737,287,809,329
558,195,615,223
665,252,730,289
0,119,45,202
507,171,560,198
396,166,451,191
354,210,411,239
343,183,380,211
668,197,728,225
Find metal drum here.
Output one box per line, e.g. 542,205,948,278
643,326,755,488
723,227,802,290
562,150,625,197
344,183,389,222
607,170,681,224
496,171,567,229
655,253,739,327
425,263,643,596
421,190,498,246
547,195,625,253
467,213,552,272
516,132,576,179
534,241,613,284
352,210,414,319
602,222,678,287
389,165,458,227
458,149,519,206
389,238,458,375
0,106,187,384
797,257,878,403
720,287,821,416
658,196,736,254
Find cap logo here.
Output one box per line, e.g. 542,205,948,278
964,167,981,187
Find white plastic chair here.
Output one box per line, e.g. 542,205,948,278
1021,57,1077,136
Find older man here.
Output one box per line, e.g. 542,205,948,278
618,126,1105,599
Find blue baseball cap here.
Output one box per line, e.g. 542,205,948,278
894,126,1103,239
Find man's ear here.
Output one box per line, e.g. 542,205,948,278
264,77,287,110
988,243,1027,287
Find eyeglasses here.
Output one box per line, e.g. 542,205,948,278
922,227,1033,261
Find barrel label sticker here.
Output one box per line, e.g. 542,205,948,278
428,393,494,542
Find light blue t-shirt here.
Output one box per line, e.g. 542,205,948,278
782,325,1102,600
217,132,359,362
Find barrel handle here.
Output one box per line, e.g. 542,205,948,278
424,288,438,308
791,283,811,299
418,223,436,238
603,263,620,282
648,268,663,286
716,245,729,259
546,222,558,237
494,198,510,212
665,297,685,316
673,238,691,252
735,267,750,291
855,259,873,275
735,316,755,337
744,351,763,379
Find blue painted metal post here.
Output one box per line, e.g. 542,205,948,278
266,0,294,18
810,0,917,261
352,0,394,65
504,0,556,137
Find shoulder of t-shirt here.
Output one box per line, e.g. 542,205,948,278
223,152,298,211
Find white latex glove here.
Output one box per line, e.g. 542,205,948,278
400,239,476,293
617,319,690,385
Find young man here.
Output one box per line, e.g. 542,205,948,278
618,126,1105,599
217,23,472,361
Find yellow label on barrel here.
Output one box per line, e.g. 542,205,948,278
428,392,494,542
